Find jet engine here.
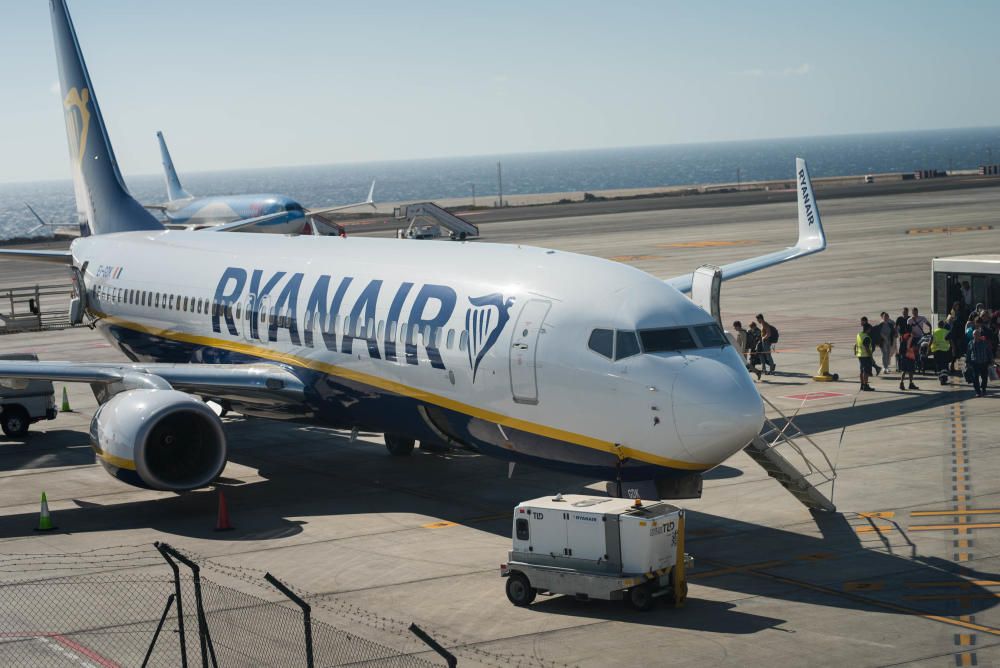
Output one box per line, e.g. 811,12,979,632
89,389,227,491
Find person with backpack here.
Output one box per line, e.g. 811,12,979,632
855,321,876,392
755,313,777,375
746,322,763,380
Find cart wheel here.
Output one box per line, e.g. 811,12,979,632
1,406,29,438
505,573,536,607
628,583,656,611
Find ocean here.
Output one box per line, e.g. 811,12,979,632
1,126,998,241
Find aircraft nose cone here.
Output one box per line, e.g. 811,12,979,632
670,352,763,466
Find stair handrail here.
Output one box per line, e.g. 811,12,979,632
758,395,837,485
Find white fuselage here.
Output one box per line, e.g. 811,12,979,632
73,230,763,483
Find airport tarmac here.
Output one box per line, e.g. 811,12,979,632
1,185,1000,666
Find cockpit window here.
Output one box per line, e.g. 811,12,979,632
285,203,304,213
615,330,640,360
639,327,697,353
588,329,613,359
693,323,728,347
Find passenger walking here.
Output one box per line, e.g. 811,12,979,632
746,322,763,380
855,321,876,392
908,307,931,340
732,321,748,363
895,308,910,370
755,314,777,375
898,328,919,391
931,320,952,384
877,312,896,373
948,301,967,372
969,321,994,397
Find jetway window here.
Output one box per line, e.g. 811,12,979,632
693,323,728,348
588,329,613,359
615,331,640,360
639,327,697,353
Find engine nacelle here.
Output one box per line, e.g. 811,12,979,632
89,389,227,491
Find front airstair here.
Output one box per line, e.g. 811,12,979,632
393,202,479,240
743,396,838,512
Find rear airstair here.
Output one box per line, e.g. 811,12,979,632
743,396,838,512
393,202,479,240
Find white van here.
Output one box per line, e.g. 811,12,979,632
0,353,57,437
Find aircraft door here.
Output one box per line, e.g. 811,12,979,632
691,264,722,325
68,265,87,325
251,295,269,341
238,295,253,341
509,299,551,405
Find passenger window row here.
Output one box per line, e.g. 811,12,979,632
588,323,728,359
90,284,472,352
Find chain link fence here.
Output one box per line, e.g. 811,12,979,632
0,544,444,667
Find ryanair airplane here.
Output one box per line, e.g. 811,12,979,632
144,131,376,234
0,0,825,500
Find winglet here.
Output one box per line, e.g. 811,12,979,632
156,131,193,202
366,179,377,208
663,157,828,294
795,157,825,253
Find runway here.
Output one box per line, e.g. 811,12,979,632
1,184,1000,666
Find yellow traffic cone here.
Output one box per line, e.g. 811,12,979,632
60,387,72,413
35,492,55,532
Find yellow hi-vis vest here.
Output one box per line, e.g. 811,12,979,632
855,332,872,358
931,327,950,352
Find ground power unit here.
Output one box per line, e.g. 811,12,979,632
501,494,691,610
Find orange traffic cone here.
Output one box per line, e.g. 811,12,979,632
35,492,56,532
214,490,233,531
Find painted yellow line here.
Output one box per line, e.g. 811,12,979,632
858,511,895,519
960,652,974,667
689,560,784,580
91,311,709,471
912,509,1000,517
855,525,896,534
911,523,1000,531
699,557,1000,638
421,521,457,529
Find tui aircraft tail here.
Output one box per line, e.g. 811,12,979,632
51,0,163,236
156,131,193,202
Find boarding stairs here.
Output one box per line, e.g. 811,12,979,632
393,202,479,240
743,396,838,512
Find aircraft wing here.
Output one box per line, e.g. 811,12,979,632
307,179,377,217
0,360,304,405
200,211,296,233
664,158,826,293
0,249,73,264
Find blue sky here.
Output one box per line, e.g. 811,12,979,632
0,0,997,183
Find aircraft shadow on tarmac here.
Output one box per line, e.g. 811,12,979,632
2,418,997,629
779,388,972,435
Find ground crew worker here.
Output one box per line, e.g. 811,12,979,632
855,321,876,392
931,320,952,383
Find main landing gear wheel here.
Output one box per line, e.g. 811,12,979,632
1,406,29,438
384,434,415,456
505,573,536,607
627,582,656,611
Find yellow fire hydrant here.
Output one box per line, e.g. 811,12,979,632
814,343,839,382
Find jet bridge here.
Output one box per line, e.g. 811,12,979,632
394,202,479,241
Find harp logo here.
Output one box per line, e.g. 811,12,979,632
465,293,514,382
63,88,91,168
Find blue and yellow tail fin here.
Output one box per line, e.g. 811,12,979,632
156,131,193,202
51,0,163,236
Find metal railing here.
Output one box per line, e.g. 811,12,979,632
0,282,73,333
